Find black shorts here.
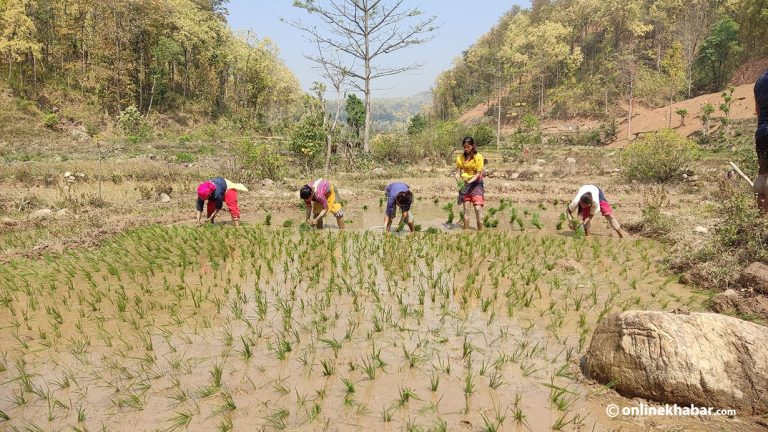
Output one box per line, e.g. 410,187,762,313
757,133,768,161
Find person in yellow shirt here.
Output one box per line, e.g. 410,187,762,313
455,136,485,230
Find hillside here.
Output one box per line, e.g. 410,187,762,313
611,83,756,146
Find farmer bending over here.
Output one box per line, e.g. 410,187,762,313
196,177,249,227
566,185,625,238
384,182,415,233
754,69,768,212
300,178,345,230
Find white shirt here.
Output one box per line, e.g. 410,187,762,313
568,185,601,217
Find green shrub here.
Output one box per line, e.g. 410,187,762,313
372,134,408,162
236,138,285,181
178,134,192,144
621,129,698,183
375,120,462,163
42,113,59,129
117,106,152,143
175,152,196,163
624,187,675,239
289,113,325,168
464,123,495,147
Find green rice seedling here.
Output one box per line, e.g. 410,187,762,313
282,220,294,228
556,213,566,231
342,376,355,395
429,372,440,391
432,418,447,432
213,391,237,415
363,204,368,210
76,406,86,422
380,406,393,422
0,409,9,421
265,408,289,430
481,403,508,432
531,212,543,229
488,368,505,389
320,359,335,376
516,217,525,231
308,402,321,422
398,387,419,406
405,417,421,432
442,202,455,224
218,415,234,432
167,410,194,431
552,414,578,430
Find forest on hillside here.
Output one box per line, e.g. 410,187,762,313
431,0,767,121
0,0,301,131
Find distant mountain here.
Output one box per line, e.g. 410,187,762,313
329,91,432,131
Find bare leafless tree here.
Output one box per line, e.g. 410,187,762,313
310,39,349,176
288,0,438,153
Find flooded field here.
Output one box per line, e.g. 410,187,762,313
0,195,722,431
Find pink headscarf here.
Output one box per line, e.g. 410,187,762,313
197,181,216,200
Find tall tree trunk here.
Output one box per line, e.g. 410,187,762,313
496,88,502,150
627,74,634,140
363,6,371,154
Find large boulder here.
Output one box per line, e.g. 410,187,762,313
739,262,768,295
583,311,768,415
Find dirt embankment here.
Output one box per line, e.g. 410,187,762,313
611,82,757,146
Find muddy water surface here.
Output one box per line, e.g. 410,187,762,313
0,213,753,431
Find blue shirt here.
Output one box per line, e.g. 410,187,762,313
384,182,410,218
196,177,227,212
755,71,768,139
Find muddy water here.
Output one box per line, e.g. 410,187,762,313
0,219,750,431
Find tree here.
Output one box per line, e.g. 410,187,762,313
718,86,734,134
0,0,41,88
694,17,742,91
699,102,715,136
675,108,688,126
407,113,427,136
345,94,365,139
290,0,438,153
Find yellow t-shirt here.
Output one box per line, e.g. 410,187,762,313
456,153,484,181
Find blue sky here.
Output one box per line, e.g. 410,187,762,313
226,1,529,98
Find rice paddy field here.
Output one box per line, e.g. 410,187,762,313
0,198,719,431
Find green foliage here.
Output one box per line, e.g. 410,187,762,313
345,94,366,139
675,108,689,126
626,187,675,240
699,103,716,136
117,106,151,144
374,120,463,163
407,113,428,136
236,138,285,181
289,112,325,169
175,152,196,163
621,129,698,183
694,17,743,91
42,113,59,129
465,123,496,147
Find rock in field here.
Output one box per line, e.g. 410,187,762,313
710,289,768,321
29,209,53,220
739,262,768,295
583,311,768,415
159,193,171,203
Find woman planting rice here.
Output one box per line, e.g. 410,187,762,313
196,177,249,227
300,178,346,230
383,182,415,233
566,184,625,238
